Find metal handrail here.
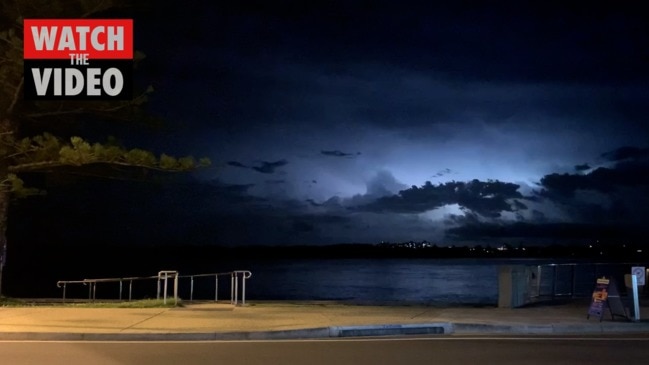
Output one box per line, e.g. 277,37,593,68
157,271,179,305
56,275,158,302
56,270,252,305
232,270,252,306
177,271,252,305
180,272,231,303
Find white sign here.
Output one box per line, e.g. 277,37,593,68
632,266,646,286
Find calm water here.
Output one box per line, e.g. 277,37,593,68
177,258,564,305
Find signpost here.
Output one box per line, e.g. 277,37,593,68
631,266,645,286
630,266,645,321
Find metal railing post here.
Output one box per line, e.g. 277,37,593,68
215,275,218,302
174,272,179,306
241,271,252,306
234,272,239,305
537,265,542,297
190,276,194,301
163,272,168,305
157,271,178,306
571,265,576,298
231,273,235,305
129,280,133,301
551,265,557,299
119,280,123,301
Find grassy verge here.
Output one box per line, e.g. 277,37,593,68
0,296,29,307
68,299,183,308
0,297,183,308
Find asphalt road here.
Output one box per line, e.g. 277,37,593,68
1,336,649,365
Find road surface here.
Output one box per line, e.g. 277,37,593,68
1,336,648,365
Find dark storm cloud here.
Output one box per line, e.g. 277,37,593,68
513,200,528,211
365,170,408,197
321,150,361,158
575,164,591,172
227,161,248,168
432,168,453,178
601,146,649,162
444,211,481,226
226,160,289,174
540,155,649,198
306,199,322,207
358,180,524,218
535,147,649,226
251,160,289,174
531,210,547,222
220,183,256,195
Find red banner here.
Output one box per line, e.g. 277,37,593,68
24,19,133,60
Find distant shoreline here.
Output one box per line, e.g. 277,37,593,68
13,240,647,261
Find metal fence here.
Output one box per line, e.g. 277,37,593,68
56,270,252,306
528,262,649,301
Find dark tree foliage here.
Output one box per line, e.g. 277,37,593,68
0,0,210,295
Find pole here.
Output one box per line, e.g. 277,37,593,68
173,272,179,306
242,273,246,306
234,272,239,305
632,274,641,322
231,273,234,305
190,276,194,301
163,272,168,305
551,265,557,299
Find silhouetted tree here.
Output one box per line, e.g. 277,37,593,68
0,0,209,295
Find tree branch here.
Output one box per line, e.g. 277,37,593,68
6,78,23,117
24,93,147,119
4,146,40,159
81,0,108,18
8,160,190,173
24,108,85,118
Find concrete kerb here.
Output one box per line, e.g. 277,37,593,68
1,322,649,341
452,322,649,335
0,324,452,341
331,323,452,337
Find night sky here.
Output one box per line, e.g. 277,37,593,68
18,1,649,246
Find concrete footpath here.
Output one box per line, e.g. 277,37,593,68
1,299,648,341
